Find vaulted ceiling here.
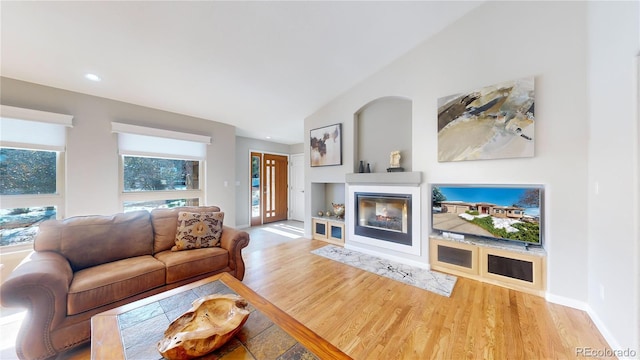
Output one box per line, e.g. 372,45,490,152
1,1,481,144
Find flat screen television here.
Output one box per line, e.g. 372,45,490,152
431,184,544,247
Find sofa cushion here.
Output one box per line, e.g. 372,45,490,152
67,255,165,316
35,210,154,271
154,248,229,284
151,206,221,253
173,211,224,251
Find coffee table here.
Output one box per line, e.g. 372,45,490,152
91,272,351,359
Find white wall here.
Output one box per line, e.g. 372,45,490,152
586,1,639,352
356,97,412,173
1,77,238,225
289,143,305,154
305,0,638,350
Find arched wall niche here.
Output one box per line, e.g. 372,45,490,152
354,96,412,173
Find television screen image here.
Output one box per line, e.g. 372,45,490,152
432,184,543,246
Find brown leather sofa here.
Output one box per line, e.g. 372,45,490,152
0,206,250,360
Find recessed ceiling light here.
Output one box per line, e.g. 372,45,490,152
85,73,101,82
265,136,272,139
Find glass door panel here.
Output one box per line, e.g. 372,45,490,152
250,152,262,226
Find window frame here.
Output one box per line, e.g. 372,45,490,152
0,105,72,226
0,105,72,248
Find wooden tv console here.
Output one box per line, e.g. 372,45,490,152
429,235,546,296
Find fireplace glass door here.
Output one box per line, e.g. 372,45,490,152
355,193,412,245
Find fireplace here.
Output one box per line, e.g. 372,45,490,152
346,182,421,257
355,192,412,246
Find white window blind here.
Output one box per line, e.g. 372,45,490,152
0,105,73,151
112,122,211,160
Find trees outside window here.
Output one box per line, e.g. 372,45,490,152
120,155,202,212
0,148,56,195
123,156,198,191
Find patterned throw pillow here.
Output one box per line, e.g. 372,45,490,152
173,211,224,251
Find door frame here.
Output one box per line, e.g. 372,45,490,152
289,153,304,221
248,150,290,226
250,151,262,227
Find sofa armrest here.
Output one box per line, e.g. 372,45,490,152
219,226,250,280
0,251,73,360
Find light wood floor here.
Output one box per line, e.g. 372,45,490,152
2,221,611,359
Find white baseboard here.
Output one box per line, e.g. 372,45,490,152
546,293,632,357
584,306,629,357
545,293,588,311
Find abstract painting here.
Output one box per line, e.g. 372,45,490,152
310,123,341,167
437,77,535,162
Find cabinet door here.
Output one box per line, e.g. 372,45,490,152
312,219,328,240
429,239,478,275
328,222,345,243
480,248,545,292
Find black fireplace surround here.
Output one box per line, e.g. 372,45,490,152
354,192,412,246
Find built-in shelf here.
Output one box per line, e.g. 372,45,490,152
312,216,345,245
345,171,422,185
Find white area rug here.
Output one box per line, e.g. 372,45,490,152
311,245,457,297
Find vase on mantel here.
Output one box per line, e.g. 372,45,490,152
366,163,371,173
359,161,364,173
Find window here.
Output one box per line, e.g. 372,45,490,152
121,156,200,212
123,199,198,213
1,206,57,247
0,149,59,246
0,105,73,247
123,156,199,192
112,122,210,212
1,148,57,195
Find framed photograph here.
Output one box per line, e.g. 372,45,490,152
310,123,342,167
437,77,535,162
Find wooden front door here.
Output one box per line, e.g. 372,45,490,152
262,154,288,223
